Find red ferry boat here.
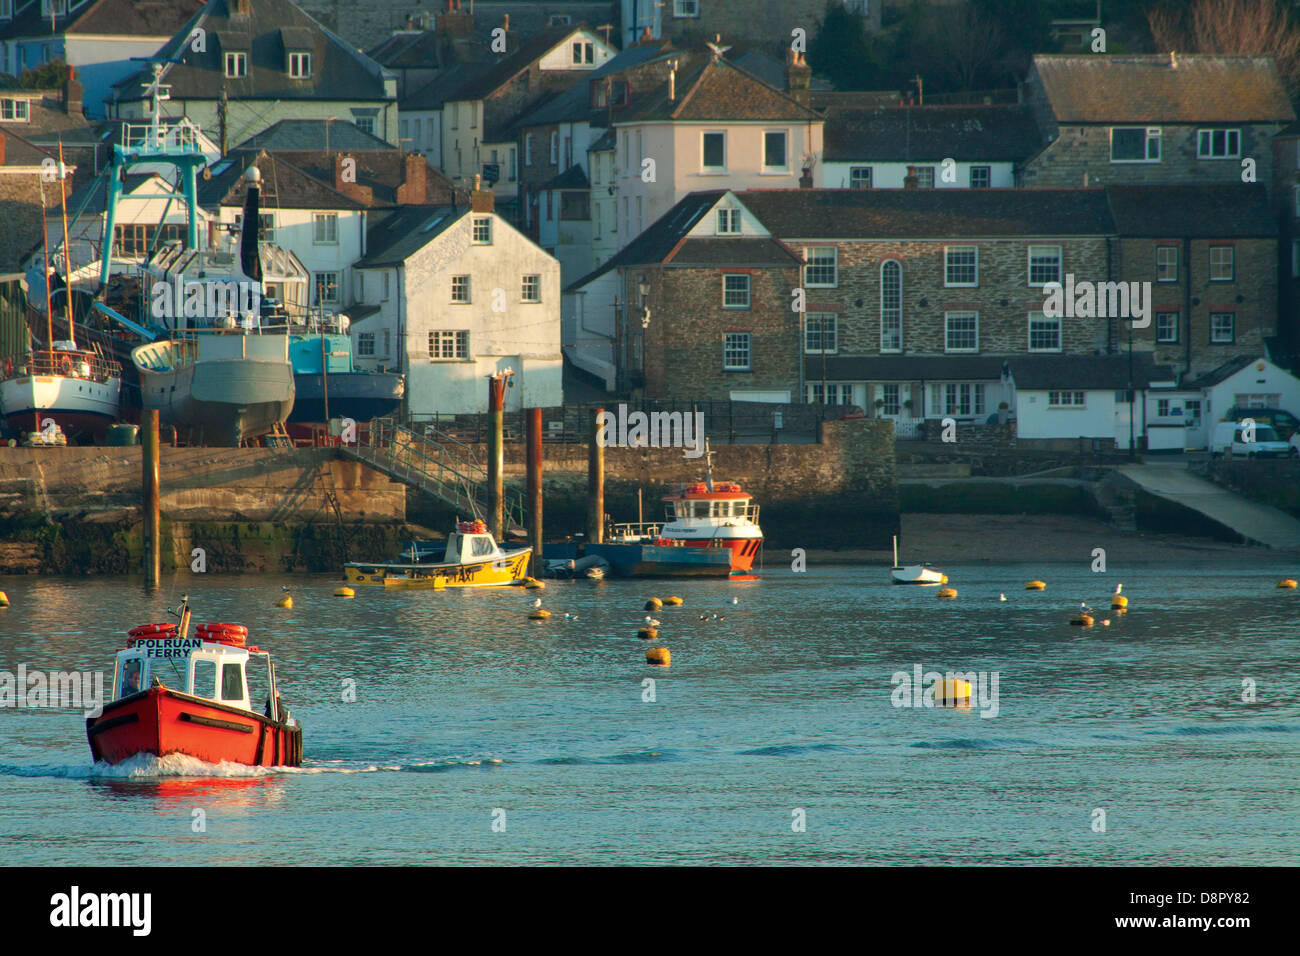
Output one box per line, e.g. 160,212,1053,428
653,446,763,573
87,599,302,767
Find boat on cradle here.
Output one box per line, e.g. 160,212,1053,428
286,316,405,428
86,597,302,767
889,534,946,585
344,519,533,589
0,340,121,443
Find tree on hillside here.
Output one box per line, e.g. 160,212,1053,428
808,1,879,91
1148,0,1300,96
18,60,70,90
909,4,1007,92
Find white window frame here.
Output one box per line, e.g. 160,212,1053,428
288,52,312,79
521,274,541,303
1048,390,1086,408
312,213,338,245
761,130,789,172
723,332,751,370
1028,313,1062,352
717,208,741,234
1155,311,1179,344
1027,245,1062,287
224,51,247,79
804,313,837,354
849,166,872,189
1197,128,1241,159
1209,245,1234,282
911,166,935,188
803,246,837,288
1210,312,1235,344
314,272,340,305
944,311,979,353
969,165,991,188
879,259,902,353
429,330,469,360
472,216,492,244
1156,245,1177,282
0,97,29,121
451,275,471,303
722,274,750,309
944,245,978,287
701,130,726,172
357,331,376,357
1110,126,1161,163
673,0,699,17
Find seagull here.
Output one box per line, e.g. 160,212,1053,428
532,597,543,608
281,586,290,592
710,613,719,620
699,613,708,620
730,597,739,605
644,616,661,627
999,593,1007,601
1114,583,1123,595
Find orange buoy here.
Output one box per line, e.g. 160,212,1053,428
646,647,670,666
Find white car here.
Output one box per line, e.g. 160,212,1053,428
1209,420,1291,458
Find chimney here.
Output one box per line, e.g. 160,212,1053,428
640,26,652,43
471,173,494,213
799,162,813,189
63,65,83,116
436,0,474,37
396,151,429,205
334,153,374,204
786,50,811,108
904,169,918,189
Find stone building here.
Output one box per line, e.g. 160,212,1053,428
1021,54,1295,197
0,127,65,273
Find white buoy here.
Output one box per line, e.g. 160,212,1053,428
731,597,739,605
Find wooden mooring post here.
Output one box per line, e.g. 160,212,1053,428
486,370,510,539
526,407,543,561
587,407,604,543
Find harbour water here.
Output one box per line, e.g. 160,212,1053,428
1,563,1297,865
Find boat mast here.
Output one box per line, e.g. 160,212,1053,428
703,437,714,492
57,140,76,350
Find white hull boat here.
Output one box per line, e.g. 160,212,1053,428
889,535,946,586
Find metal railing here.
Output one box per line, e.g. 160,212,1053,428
2,350,120,383
346,417,526,530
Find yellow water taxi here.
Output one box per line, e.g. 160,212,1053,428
344,520,532,589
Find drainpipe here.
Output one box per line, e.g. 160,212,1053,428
1105,236,1113,354
1183,236,1192,379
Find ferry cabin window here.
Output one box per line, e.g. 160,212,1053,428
117,655,146,698
192,659,217,699
221,663,245,702
470,536,496,557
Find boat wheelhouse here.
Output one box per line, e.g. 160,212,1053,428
86,604,301,767
655,477,763,574
344,519,533,589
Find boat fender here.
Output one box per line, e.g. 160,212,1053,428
646,647,670,666
937,587,957,599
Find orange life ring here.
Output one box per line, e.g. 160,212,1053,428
58,355,72,375
196,622,249,636
128,623,177,638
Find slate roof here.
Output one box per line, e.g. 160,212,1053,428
196,150,365,210
247,147,457,206
669,238,801,268
540,165,589,190
823,105,1043,163
110,0,393,104
355,205,463,267
1032,54,1295,124
1184,354,1261,389
402,61,495,111
616,52,822,124
368,29,444,70
234,118,393,152
736,188,1114,238
1010,353,1158,390
65,172,161,216
0,127,56,166
510,38,674,130
1105,184,1275,238
0,0,204,39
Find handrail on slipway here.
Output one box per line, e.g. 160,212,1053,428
339,417,527,531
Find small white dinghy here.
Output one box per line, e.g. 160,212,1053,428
889,535,946,585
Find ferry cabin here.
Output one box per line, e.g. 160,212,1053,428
113,638,273,717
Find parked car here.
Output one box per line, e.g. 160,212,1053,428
1290,432,1300,458
1223,406,1300,441
1209,420,1291,458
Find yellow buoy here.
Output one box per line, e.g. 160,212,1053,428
1278,579,1297,589
646,646,670,666
1026,581,1046,591
524,578,546,589
0,590,8,608
1111,595,1127,609
937,587,957,598
334,586,355,598
644,597,663,611
637,626,659,640
528,608,551,619
1069,614,1094,626
276,595,293,609
662,596,683,606
933,678,972,705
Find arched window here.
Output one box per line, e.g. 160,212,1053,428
880,260,902,352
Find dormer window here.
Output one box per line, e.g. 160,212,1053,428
717,208,740,234
224,52,247,78
41,0,68,18
1,98,30,122
289,52,312,78
572,41,594,65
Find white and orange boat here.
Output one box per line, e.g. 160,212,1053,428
86,598,302,767
649,445,763,574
